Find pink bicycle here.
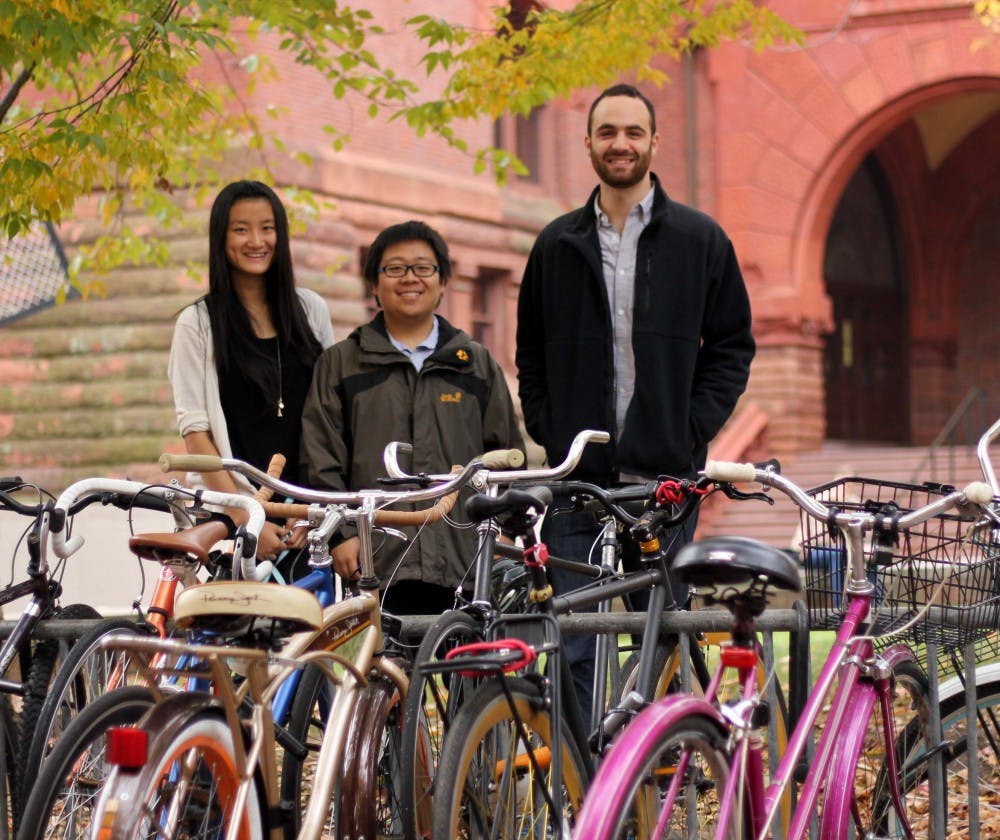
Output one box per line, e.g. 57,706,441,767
573,459,997,840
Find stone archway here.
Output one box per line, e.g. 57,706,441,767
795,82,1000,444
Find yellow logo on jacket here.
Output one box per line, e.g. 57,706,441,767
440,391,462,403
456,349,469,361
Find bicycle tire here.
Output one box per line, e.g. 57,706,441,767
93,693,265,839
15,603,101,826
573,702,736,840
16,686,154,840
431,676,589,839
1,696,18,839
20,617,149,809
399,608,482,839
872,674,1000,837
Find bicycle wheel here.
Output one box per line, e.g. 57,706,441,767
21,618,149,807
872,673,1000,837
94,694,265,839
17,686,154,840
16,602,101,825
399,608,482,838
573,703,735,840
1,696,18,839
431,676,589,839
279,663,334,838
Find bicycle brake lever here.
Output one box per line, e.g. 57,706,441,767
721,486,775,505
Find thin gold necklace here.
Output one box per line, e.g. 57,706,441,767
275,339,284,417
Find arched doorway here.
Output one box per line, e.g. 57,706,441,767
822,154,909,442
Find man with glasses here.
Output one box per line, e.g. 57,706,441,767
301,220,522,614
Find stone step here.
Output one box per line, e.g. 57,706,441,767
0,379,173,412
0,351,167,386
2,433,175,475
0,322,174,359
3,406,174,441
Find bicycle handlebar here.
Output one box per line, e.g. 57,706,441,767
977,416,1000,497
704,459,994,530
381,429,610,487
49,479,266,574
382,442,525,478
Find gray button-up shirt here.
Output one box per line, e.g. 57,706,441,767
594,187,655,477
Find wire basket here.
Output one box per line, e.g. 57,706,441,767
801,477,1000,653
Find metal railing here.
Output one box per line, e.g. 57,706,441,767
909,386,989,482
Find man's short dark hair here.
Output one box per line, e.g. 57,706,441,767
587,84,656,135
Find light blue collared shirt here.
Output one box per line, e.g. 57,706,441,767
594,187,655,449
387,316,439,371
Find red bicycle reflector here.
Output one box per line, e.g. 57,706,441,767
106,727,148,767
720,646,758,669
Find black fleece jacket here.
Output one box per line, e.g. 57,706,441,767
515,175,755,482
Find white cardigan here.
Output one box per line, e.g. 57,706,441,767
167,288,335,494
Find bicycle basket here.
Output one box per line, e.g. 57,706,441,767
801,477,1000,651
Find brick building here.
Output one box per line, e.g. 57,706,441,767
1,0,998,490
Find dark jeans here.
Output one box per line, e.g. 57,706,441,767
541,498,697,729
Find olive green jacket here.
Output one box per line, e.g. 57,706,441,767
301,313,523,590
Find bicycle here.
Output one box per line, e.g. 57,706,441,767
0,475,191,831
571,459,997,839
83,446,518,840
425,465,774,838
15,476,269,840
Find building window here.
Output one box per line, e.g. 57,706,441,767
472,267,508,358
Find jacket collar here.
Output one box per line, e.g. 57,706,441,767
571,172,670,236
355,312,473,368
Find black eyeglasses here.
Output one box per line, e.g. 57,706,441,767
379,263,439,279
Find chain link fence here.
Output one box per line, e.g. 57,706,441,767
0,222,74,326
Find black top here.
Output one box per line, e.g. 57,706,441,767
220,336,312,486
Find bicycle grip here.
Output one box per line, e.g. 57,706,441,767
704,460,757,483
480,449,525,470
253,453,287,503
159,453,224,473
964,481,994,506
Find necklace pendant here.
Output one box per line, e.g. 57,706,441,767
277,398,284,418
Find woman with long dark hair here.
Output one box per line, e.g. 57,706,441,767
169,180,334,562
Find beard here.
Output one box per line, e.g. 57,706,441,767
590,144,653,189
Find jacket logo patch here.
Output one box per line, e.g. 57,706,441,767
456,349,469,361
440,391,463,403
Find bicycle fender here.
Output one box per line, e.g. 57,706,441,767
817,680,878,839
581,696,727,839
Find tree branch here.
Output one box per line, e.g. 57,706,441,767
0,63,37,126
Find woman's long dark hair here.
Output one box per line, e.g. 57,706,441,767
202,180,322,395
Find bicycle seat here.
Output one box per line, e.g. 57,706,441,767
129,521,230,565
673,536,802,594
173,581,323,636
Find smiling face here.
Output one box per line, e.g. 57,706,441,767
374,239,445,333
585,95,659,190
225,198,277,282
